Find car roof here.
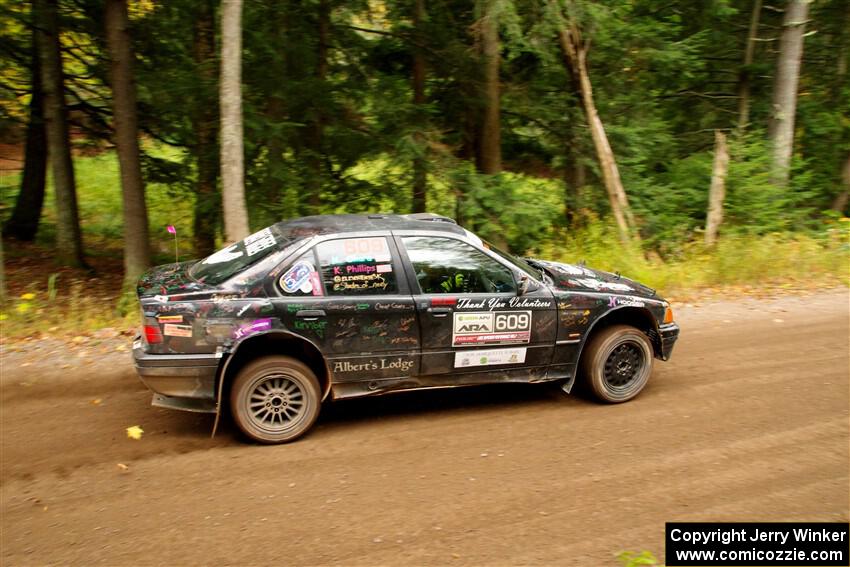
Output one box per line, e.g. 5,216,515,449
272,213,467,238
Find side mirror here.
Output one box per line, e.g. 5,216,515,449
517,274,530,296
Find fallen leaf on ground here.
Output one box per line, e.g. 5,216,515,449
116,463,129,471
126,425,143,440
91,398,102,405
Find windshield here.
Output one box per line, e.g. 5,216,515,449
482,240,544,281
189,226,290,286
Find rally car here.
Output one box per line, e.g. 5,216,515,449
133,213,679,443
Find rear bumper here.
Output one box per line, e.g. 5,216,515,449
132,339,219,412
658,322,680,360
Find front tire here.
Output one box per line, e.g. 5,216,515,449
230,356,321,444
580,324,653,403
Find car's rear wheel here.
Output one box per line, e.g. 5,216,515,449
580,324,653,403
230,356,321,443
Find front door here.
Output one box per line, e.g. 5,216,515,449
396,235,556,382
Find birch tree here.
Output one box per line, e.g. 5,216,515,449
705,131,729,245
220,0,250,242
769,0,810,186
553,2,637,243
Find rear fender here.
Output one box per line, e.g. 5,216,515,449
211,330,331,437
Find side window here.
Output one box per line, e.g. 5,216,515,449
316,237,398,295
278,251,324,296
402,236,516,294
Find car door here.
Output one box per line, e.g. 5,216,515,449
271,234,420,393
394,233,556,383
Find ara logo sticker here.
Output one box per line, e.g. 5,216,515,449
281,261,314,293
452,311,532,347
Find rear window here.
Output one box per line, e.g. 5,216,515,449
190,227,289,286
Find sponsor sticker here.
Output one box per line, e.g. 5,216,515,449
233,318,273,340
163,324,193,337
454,348,527,368
281,261,314,293
157,315,183,323
452,311,532,347
308,271,323,296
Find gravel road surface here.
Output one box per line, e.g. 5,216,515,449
1,290,848,566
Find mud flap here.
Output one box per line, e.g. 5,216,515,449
211,349,232,438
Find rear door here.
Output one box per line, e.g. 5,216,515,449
394,234,556,382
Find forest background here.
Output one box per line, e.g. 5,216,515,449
0,0,848,336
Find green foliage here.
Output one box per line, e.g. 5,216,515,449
538,216,850,294
617,550,663,567
1,0,848,285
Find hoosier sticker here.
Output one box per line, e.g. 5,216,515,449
452,311,531,347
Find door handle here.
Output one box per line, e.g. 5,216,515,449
295,309,326,320
427,307,452,317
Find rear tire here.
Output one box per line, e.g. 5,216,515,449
230,356,321,444
580,324,653,403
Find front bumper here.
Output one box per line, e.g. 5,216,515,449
657,322,680,360
132,339,219,413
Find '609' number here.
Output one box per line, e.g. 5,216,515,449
495,312,531,331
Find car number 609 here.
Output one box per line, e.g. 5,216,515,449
495,312,530,331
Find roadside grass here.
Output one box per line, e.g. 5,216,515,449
538,221,850,300
1,151,848,341
617,550,664,567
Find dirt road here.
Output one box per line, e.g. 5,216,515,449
1,290,848,566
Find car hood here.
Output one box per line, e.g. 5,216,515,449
136,260,210,299
525,258,657,298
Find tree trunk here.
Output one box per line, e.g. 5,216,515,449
220,0,250,243
0,233,6,302
705,131,729,246
3,28,47,242
556,19,636,243
737,0,762,130
831,155,850,214
34,0,85,267
411,0,427,213
476,0,501,174
769,0,809,186
193,0,219,256
105,0,151,287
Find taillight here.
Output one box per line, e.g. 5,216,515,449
663,306,674,324
144,324,163,344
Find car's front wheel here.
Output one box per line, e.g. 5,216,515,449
230,356,321,443
580,324,653,403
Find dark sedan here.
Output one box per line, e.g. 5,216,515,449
133,213,679,443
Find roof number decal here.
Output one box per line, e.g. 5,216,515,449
244,228,277,256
